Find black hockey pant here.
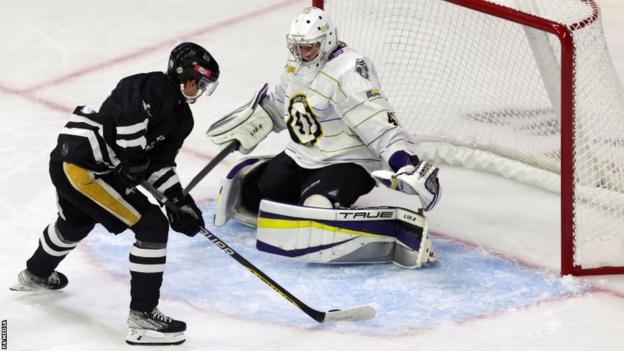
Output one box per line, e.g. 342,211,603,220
26,161,170,312
242,152,376,212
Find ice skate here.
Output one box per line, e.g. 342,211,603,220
9,269,68,291
126,307,186,345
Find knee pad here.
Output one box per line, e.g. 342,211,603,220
302,194,334,208
131,205,169,243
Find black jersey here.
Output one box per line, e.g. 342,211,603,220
50,72,194,196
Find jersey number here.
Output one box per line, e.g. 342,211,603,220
286,94,322,145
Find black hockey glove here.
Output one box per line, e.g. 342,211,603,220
117,158,150,186
166,192,204,236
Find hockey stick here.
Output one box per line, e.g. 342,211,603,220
140,180,376,323
183,141,240,193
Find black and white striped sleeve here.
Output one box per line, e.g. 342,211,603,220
116,117,148,156
146,166,183,197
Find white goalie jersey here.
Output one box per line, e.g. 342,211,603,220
266,43,418,172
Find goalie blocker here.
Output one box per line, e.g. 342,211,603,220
256,200,437,269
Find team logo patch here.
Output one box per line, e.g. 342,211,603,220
366,88,381,99
146,135,166,151
355,58,369,79
142,100,152,117
286,94,323,145
193,64,213,78
61,142,69,156
328,42,347,62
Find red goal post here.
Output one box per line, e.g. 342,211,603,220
312,0,624,276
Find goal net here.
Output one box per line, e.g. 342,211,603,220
314,0,624,275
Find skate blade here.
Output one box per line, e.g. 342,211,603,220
9,283,38,291
9,282,61,292
125,328,185,346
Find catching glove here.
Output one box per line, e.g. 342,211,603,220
372,152,441,211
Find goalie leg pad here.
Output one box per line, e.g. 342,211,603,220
393,238,437,269
214,156,271,227
392,208,437,268
256,200,435,267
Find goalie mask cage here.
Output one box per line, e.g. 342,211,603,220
313,0,624,276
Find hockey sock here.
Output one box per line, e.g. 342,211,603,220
26,224,81,278
129,241,166,312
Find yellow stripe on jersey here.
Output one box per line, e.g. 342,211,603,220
258,217,386,238
321,126,357,138
63,162,141,226
341,96,386,120
321,130,347,138
307,86,335,103
353,108,390,129
319,71,347,97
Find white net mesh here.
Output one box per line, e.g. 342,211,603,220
322,0,624,272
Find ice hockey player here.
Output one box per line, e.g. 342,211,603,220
206,7,440,269
9,42,218,345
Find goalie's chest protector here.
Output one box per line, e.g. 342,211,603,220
280,50,385,170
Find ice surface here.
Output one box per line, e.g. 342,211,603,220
83,203,589,335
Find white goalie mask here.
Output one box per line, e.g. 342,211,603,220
286,7,338,70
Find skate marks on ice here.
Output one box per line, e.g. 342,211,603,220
82,202,589,335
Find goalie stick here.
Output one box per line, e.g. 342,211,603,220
183,141,240,193
141,180,376,323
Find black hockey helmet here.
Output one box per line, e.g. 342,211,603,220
167,42,220,98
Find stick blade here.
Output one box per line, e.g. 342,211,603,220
323,305,376,322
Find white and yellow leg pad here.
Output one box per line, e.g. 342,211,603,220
256,200,437,268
